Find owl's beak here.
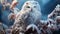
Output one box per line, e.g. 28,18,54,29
31,8,33,12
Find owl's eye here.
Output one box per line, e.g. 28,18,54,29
26,3,28,4
34,6,36,8
26,6,30,8
35,2,37,4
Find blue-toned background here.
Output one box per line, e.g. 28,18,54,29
1,0,60,26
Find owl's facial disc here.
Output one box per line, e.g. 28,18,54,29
22,1,40,12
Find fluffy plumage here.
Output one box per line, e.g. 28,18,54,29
14,0,42,26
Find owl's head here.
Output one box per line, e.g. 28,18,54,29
22,0,41,12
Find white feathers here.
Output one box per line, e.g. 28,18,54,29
56,16,60,20
13,1,42,34
27,24,37,30
14,0,42,25
26,24,40,34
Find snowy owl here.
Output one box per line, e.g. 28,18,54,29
14,0,41,26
